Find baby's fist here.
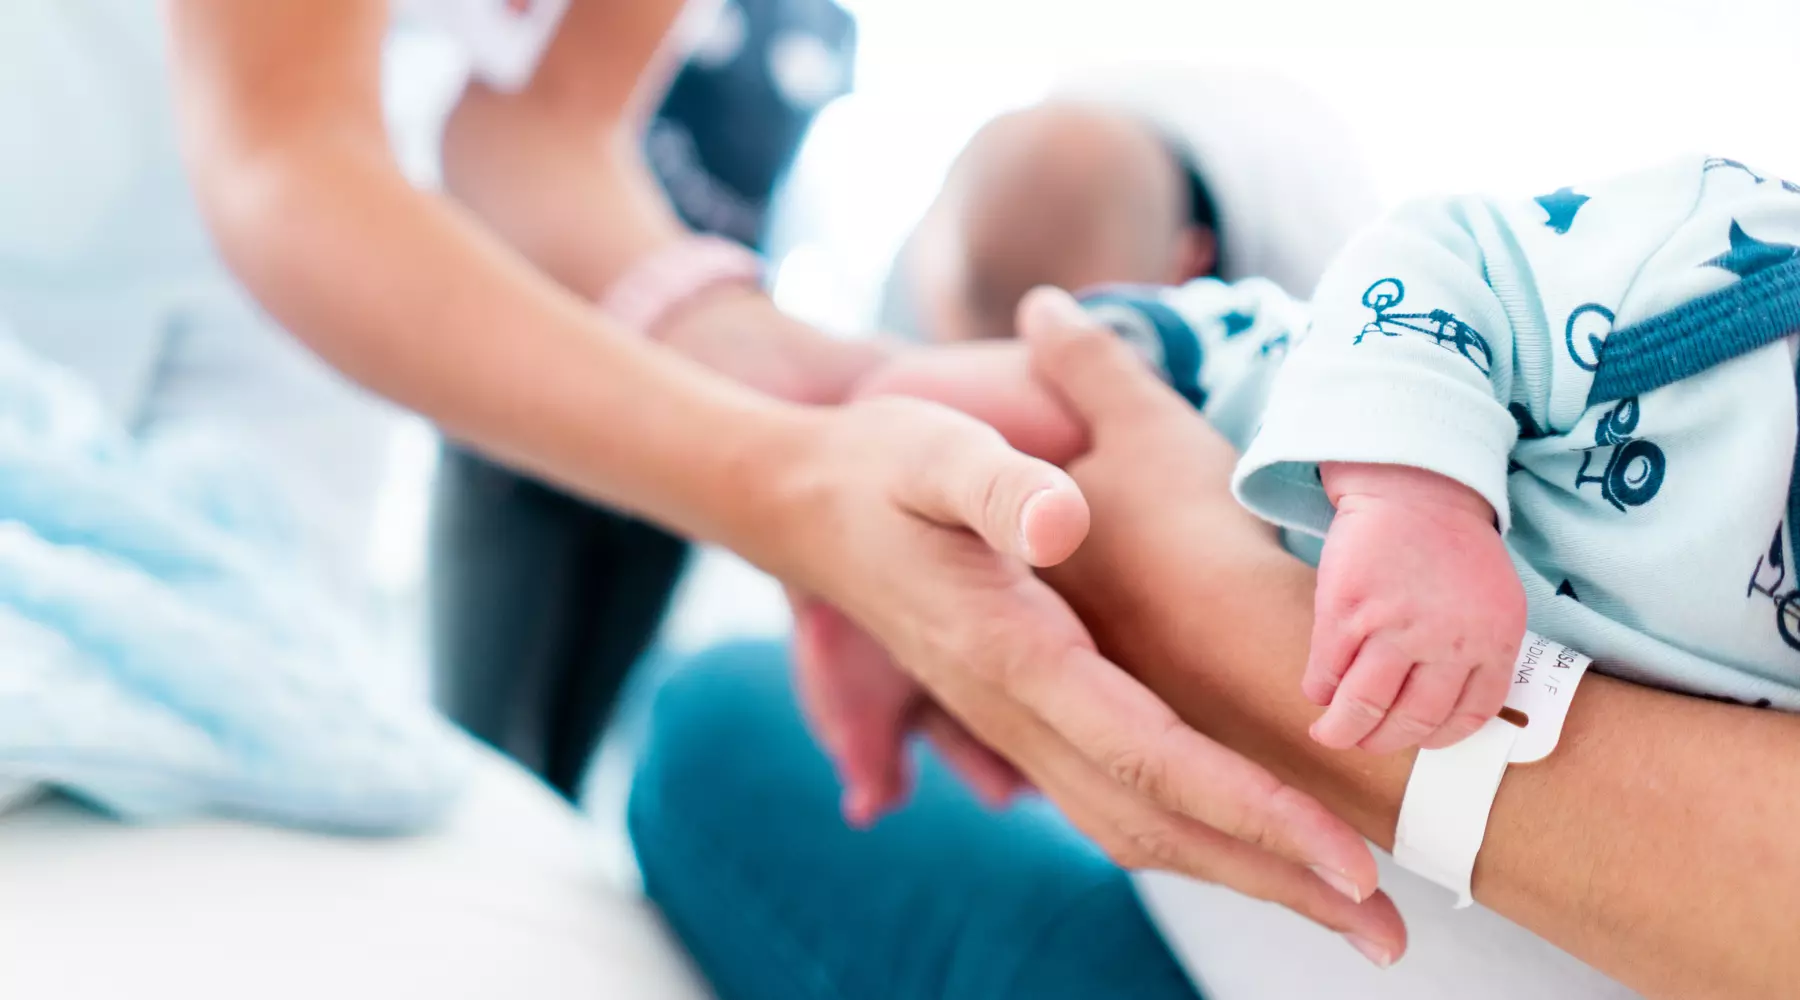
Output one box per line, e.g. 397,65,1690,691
1306,464,1526,754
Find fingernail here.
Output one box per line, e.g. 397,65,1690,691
1310,865,1364,903
1017,488,1052,560
1344,934,1393,969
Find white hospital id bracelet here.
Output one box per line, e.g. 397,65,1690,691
1392,631,1593,908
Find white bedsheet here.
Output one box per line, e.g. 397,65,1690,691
0,748,711,1000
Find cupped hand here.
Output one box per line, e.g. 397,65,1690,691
795,338,1091,824
1308,463,1527,753
771,287,1400,964
767,367,1369,871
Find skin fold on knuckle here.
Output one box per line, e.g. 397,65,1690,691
1092,829,1153,871
1336,693,1388,723
1106,742,1166,807
1439,715,1487,743
956,465,1001,539
1122,817,1195,873
1387,711,1440,741
1332,591,1394,648
1223,773,1297,856
1317,575,1365,619
953,430,1021,531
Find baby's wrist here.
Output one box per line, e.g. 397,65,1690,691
1320,462,1497,528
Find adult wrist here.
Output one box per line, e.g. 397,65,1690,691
675,396,816,562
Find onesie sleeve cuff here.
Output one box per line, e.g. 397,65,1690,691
1232,349,1518,537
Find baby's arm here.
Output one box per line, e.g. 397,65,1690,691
1308,462,1525,752
1231,196,1535,754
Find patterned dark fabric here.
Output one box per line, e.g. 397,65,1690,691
650,0,855,245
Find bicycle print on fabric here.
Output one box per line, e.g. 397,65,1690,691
1747,525,1800,653
1354,278,1495,376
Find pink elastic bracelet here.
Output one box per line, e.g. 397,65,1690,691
598,235,765,338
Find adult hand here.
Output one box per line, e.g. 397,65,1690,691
791,339,1095,825
760,292,1388,957
1016,287,1409,964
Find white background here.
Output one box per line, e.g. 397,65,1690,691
769,0,1800,333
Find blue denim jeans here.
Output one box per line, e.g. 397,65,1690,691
627,640,1201,1000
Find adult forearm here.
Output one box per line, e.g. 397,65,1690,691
196,132,805,549
1468,673,1794,1000
441,82,683,303
441,21,888,406
1058,533,1800,998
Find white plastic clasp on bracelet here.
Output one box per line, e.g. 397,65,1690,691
1392,631,1593,908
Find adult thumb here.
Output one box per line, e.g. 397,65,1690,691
899,417,1091,568
1019,286,1172,431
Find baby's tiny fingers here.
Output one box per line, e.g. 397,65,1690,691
1310,639,1409,750
1302,616,1366,707
1422,659,1514,750
1358,661,1469,755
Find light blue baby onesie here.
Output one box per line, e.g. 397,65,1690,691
1082,155,1800,710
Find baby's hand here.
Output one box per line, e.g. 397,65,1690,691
1307,463,1526,754
850,341,1088,466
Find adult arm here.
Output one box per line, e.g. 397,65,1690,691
438,0,884,403
161,3,1370,920
162,0,816,536
1027,304,1800,999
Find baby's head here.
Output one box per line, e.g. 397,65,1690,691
908,103,1217,343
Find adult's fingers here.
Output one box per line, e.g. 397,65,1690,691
984,590,1376,895
790,592,847,758
1163,819,1408,967
1013,709,1405,961
1358,662,1468,755
790,596,912,825
917,707,1028,809
1020,286,1181,433
889,408,1090,567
